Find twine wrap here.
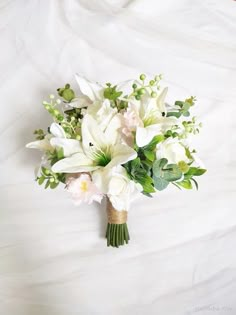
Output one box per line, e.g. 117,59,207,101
106,198,127,224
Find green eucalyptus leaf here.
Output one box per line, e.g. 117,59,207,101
163,164,182,182
183,111,190,117
153,176,169,191
182,102,190,112
152,158,168,177
166,111,181,118
175,101,184,107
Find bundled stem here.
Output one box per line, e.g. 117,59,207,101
105,198,130,247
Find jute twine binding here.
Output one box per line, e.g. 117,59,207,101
106,198,127,224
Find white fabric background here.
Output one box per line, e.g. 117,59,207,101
1,1,236,314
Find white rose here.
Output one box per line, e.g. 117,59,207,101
156,138,188,164
92,166,142,211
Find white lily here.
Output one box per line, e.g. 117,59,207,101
87,99,119,132
26,123,81,157
92,166,142,211
68,74,103,108
156,138,189,164
52,114,137,173
124,87,177,147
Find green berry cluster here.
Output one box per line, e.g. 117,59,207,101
131,73,163,100
43,95,64,122
34,129,45,140
57,84,75,102
37,166,66,189
182,117,202,136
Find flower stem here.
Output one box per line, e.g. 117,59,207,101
106,223,130,247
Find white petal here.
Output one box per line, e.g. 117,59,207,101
67,96,91,108
82,115,107,153
156,87,168,113
75,74,102,101
52,152,99,173
104,114,123,145
26,139,53,152
92,168,110,194
50,123,66,138
50,138,83,157
108,144,137,168
136,125,161,147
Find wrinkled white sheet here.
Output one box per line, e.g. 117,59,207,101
1,1,236,314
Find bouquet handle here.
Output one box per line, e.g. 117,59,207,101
105,197,130,247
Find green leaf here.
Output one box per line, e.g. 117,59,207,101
166,111,181,118
162,164,182,182
185,167,206,178
141,135,164,150
136,174,155,194
182,102,190,112
152,158,168,177
104,85,122,101
38,176,45,185
56,148,64,160
143,150,155,161
177,180,192,189
50,181,59,189
175,101,184,107
153,176,169,191
191,178,198,190
45,180,50,189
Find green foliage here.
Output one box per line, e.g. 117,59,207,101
152,158,183,190
178,161,190,173
173,167,206,190
48,148,65,166
123,158,155,194
36,166,66,189
153,176,169,191
141,135,164,151
184,167,207,179
162,164,182,182
57,84,75,102
177,179,193,189
167,96,196,118
34,129,45,140
104,83,122,101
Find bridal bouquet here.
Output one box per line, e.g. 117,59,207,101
26,74,206,247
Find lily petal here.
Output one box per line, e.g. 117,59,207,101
50,138,83,157
104,113,123,145
50,123,66,138
107,144,137,168
82,115,107,153
75,74,102,102
156,87,168,113
26,139,53,152
136,125,161,147
52,152,99,173
67,96,92,108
